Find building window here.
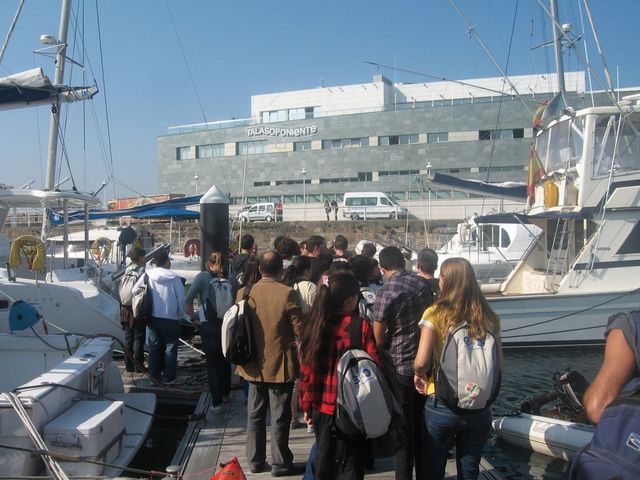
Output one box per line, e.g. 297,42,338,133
288,108,305,121
176,146,192,160
379,134,418,146
322,137,368,149
196,143,224,158
294,141,312,151
262,106,317,123
427,132,448,143
358,172,373,181
378,169,420,177
237,140,267,155
479,128,525,140
253,181,270,187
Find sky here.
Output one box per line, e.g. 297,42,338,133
1,0,639,199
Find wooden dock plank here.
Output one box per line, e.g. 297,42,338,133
174,390,503,480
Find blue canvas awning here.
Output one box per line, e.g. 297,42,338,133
49,195,203,225
131,207,199,219
430,172,527,201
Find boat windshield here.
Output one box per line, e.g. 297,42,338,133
592,112,640,177
535,116,585,174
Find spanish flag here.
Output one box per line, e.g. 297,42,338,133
527,145,546,205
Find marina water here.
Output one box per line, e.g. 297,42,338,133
127,348,604,479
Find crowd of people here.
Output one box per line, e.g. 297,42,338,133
117,231,639,480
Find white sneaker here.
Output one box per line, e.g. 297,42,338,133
209,404,223,415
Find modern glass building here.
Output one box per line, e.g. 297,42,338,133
157,71,627,208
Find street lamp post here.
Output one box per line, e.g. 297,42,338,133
426,162,432,222
301,168,307,221
194,172,199,196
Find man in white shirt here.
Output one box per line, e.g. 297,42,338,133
134,250,185,384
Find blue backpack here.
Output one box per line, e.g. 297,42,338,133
569,390,640,479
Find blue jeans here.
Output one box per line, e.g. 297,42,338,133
423,396,491,480
147,317,180,382
199,320,231,405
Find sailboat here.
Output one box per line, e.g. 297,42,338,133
0,2,155,477
0,0,126,341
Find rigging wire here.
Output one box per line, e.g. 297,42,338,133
447,0,533,117
93,0,116,200
484,0,520,193
364,61,541,106
0,0,26,65
163,0,232,195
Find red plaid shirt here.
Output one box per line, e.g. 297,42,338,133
299,314,380,415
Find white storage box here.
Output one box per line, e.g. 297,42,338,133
44,400,125,477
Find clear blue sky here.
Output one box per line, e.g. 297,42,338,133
1,0,639,198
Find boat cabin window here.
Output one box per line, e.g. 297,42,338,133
0,300,8,310
617,221,640,254
477,225,510,250
536,117,585,175
593,112,640,177
501,229,511,248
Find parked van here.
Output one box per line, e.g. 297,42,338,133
342,192,408,220
237,202,282,222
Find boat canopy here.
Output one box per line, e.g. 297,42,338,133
475,210,588,224
429,173,527,201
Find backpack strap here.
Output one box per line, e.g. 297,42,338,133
243,282,253,300
350,315,363,350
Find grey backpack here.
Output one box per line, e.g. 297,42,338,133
334,316,399,439
205,276,234,321
118,268,141,306
435,323,501,412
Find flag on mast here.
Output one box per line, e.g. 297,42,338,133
527,145,546,205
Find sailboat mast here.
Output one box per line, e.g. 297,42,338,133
41,0,72,240
44,0,71,191
550,0,566,99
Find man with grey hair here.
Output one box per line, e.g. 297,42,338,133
236,251,304,477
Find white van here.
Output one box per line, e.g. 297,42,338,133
237,202,282,222
342,192,408,220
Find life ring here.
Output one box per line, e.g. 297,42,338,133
90,237,112,263
183,238,201,259
9,235,46,271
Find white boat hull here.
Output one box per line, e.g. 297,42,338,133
492,413,594,461
0,276,124,342
0,335,155,477
489,290,640,346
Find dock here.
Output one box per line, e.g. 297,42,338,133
170,390,504,479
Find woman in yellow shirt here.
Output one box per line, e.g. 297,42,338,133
414,258,501,480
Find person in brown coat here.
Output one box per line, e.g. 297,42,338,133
236,250,305,477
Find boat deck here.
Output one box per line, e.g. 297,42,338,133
170,390,504,480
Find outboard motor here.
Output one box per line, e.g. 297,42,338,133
553,369,590,418
520,369,590,422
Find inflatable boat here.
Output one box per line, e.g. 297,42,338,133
492,413,594,461
493,369,595,461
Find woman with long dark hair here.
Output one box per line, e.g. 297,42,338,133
299,272,381,480
414,257,502,479
282,255,316,315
